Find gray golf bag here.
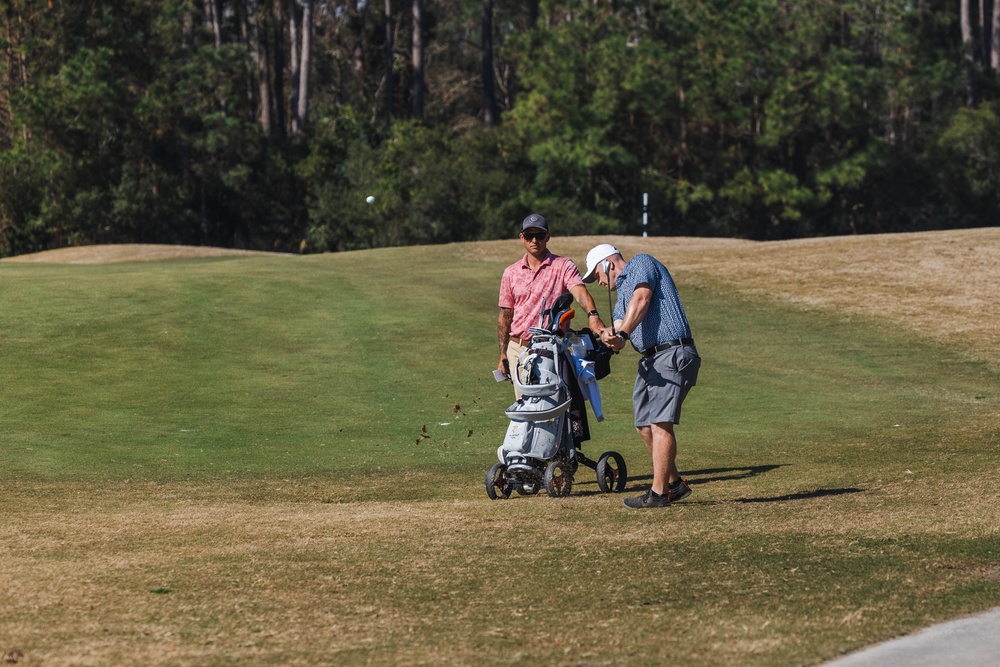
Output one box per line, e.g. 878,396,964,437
486,293,627,499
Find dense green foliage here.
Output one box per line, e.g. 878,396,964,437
1,0,999,257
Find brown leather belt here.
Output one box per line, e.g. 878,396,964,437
509,335,531,346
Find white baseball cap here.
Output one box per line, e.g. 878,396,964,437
581,243,620,283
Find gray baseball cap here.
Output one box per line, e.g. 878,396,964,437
521,214,548,232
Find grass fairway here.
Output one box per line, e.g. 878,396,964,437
1,235,999,666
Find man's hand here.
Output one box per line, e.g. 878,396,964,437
601,328,627,351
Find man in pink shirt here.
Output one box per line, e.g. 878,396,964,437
497,214,607,398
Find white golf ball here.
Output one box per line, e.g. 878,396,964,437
366,195,376,204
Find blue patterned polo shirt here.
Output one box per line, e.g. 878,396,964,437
612,254,692,352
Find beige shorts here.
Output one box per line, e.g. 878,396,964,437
506,339,528,399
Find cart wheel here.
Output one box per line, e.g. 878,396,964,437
543,460,574,497
486,463,512,500
515,479,541,495
596,451,628,493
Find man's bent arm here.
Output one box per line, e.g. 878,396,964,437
602,283,652,350
569,284,607,335
619,284,652,335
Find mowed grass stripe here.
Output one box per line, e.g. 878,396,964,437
0,253,491,478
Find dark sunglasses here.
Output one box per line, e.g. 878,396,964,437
522,232,548,241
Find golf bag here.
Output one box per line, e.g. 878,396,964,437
486,293,627,499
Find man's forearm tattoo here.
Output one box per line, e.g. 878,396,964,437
498,309,513,353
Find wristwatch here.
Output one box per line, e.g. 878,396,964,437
587,310,599,317
617,330,630,341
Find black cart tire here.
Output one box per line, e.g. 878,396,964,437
486,463,511,500
543,460,573,497
596,451,628,493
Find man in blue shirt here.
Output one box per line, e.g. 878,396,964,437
582,244,701,509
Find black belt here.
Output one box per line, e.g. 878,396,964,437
641,338,695,357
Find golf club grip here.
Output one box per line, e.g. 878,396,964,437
607,283,615,334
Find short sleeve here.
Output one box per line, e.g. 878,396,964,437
498,267,514,309
561,258,584,289
630,255,660,288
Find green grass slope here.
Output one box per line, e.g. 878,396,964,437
1,242,998,666
2,248,499,481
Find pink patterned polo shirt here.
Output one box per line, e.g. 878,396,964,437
499,251,584,340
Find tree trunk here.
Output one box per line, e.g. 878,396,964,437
412,0,424,119
203,0,221,49
236,0,271,129
238,1,260,128
0,10,11,147
961,0,978,107
288,0,300,135
202,0,227,114
979,0,986,63
678,85,687,179
385,0,394,118
992,0,1000,76
183,9,194,49
482,0,498,126
271,0,286,137
297,0,312,132
257,16,273,134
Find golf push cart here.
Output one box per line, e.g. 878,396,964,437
486,292,627,499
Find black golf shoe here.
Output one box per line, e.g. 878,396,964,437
623,479,692,509
667,478,692,502
623,489,670,509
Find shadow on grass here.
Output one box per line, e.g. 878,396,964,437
575,465,865,504
731,487,864,503
686,464,789,484
604,464,787,486
574,464,790,496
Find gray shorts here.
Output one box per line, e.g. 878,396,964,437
633,344,701,427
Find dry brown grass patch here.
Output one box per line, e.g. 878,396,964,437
458,228,1000,367
3,474,998,665
1,244,290,264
